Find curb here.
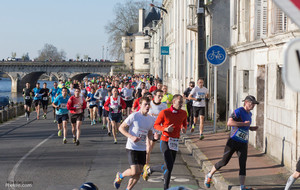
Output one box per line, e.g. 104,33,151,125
181,134,237,190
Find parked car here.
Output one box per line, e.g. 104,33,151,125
0,96,10,109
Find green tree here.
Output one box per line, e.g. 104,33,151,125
36,43,66,61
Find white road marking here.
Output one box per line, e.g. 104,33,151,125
7,134,54,190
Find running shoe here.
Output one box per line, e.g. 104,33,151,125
142,164,151,181
114,139,117,144
43,114,45,119
99,118,102,123
63,138,67,144
241,186,254,190
204,174,212,188
73,137,76,143
58,130,62,137
107,132,111,136
113,172,123,189
44,114,47,119
102,125,106,130
53,120,57,123
91,121,93,125
200,134,205,140
190,124,195,133
75,140,80,146
27,117,29,121
93,120,96,125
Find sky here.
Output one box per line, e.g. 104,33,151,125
0,0,125,60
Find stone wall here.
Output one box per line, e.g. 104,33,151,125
0,103,25,123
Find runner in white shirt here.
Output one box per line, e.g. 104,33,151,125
121,82,134,117
113,97,158,190
146,89,167,165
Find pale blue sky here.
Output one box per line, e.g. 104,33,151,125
0,0,126,60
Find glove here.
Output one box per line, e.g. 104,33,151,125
197,98,202,101
118,105,123,110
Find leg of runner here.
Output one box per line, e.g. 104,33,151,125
107,118,111,136
93,106,98,125
71,123,76,143
199,115,205,140
114,165,143,190
53,105,56,123
285,171,300,190
145,137,155,165
89,108,94,125
36,104,40,120
62,120,68,144
75,120,81,146
111,121,117,143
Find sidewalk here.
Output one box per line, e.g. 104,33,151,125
181,123,300,190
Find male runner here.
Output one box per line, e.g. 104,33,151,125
183,81,195,128
121,82,134,117
113,97,158,190
161,85,173,108
67,88,87,146
94,82,108,128
50,82,59,123
143,95,187,190
52,87,70,144
40,82,50,119
33,83,43,119
204,95,259,190
22,82,33,121
188,78,209,139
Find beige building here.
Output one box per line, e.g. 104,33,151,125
122,8,160,74
228,0,300,170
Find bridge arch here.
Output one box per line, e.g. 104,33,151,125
70,73,91,81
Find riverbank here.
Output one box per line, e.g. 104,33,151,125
0,102,25,123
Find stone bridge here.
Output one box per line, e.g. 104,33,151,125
0,61,124,92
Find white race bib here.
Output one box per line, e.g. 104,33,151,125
137,129,148,142
168,137,179,151
60,103,67,109
90,101,96,105
43,97,48,101
25,96,30,100
235,129,249,141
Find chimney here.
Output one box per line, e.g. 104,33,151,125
139,8,145,32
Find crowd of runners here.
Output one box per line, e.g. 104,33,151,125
21,73,300,190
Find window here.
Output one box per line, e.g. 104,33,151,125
272,4,287,34
255,0,268,39
243,70,249,93
130,56,133,60
276,66,285,99
144,42,149,49
130,48,133,52
144,58,149,64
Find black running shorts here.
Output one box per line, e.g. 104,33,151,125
126,149,146,166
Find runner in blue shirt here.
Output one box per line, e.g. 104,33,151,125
52,87,70,144
33,83,43,120
49,82,59,123
204,95,259,190
86,87,98,125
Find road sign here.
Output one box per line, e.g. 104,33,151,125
161,46,169,55
205,44,227,66
273,0,300,27
283,38,300,92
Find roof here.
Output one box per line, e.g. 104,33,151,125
145,7,161,27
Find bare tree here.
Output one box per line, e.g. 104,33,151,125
11,52,17,58
105,0,152,60
83,55,89,61
36,43,66,61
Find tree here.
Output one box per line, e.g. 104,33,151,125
11,52,16,58
36,43,66,61
76,53,80,61
105,0,153,59
83,55,89,61
22,53,30,61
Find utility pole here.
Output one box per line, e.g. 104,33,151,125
102,45,104,59
197,0,206,83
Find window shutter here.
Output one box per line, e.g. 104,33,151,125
261,0,268,37
255,0,262,39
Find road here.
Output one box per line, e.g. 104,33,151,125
0,110,209,190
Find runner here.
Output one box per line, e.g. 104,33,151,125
132,89,148,112
121,82,134,117
113,97,158,190
285,160,300,189
33,83,43,120
142,94,187,190
50,82,59,123
188,78,209,139
94,82,108,129
40,82,50,119
69,83,75,96
22,82,33,121
161,85,173,108
52,87,70,144
104,87,126,144
183,81,195,128
86,87,98,125
103,90,112,136
203,95,259,190
135,82,146,98
145,89,167,165
67,88,87,146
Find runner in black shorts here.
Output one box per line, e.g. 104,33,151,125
40,82,50,119
204,95,259,190
22,82,33,121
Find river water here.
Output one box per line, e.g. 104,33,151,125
0,78,55,103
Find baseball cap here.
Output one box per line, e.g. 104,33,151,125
242,95,259,104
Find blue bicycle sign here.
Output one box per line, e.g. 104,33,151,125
206,45,227,66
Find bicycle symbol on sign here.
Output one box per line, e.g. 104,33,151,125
208,50,225,61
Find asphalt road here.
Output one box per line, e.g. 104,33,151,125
0,110,205,190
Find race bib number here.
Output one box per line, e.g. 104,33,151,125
137,129,148,142
232,128,249,143
60,103,67,109
90,101,96,105
25,96,30,100
43,97,48,101
168,137,179,151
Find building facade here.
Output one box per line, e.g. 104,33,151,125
228,0,300,170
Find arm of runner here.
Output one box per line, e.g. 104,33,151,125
154,111,166,132
227,118,250,127
119,122,140,142
67,97,76,111
82,98,87,110
103,97,110,111
120,98,127,109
